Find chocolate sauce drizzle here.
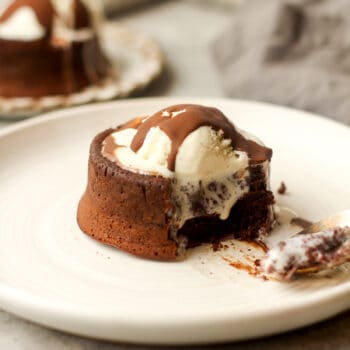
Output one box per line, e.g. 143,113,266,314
124,104,272,171
103,134,118,160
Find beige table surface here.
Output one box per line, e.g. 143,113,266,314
0,2,349,349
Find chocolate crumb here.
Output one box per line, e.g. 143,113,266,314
212,241,224,252
207,182,217,192
278,182,287,195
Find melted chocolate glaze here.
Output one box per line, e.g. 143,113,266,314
120,104,272,171
103,133,118,161
118,116,143,130
102,117,144,160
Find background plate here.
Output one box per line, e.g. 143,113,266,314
0,98,349,344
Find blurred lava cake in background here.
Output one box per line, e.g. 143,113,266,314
0,0,111,98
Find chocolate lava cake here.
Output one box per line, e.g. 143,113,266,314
77,104,275,260
0,0,110,98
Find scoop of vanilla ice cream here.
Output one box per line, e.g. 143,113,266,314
175,126,248,178
137,126,172,169
110,128,136,146
0,6,45,41
112,127,173,177
110,125,249,180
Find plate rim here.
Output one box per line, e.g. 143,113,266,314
0,97,349,344
1,96,349,138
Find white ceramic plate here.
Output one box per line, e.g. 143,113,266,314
0,98,349,345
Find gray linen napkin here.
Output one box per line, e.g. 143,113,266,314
212,0,350,125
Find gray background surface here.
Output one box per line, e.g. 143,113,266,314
0,2,349,348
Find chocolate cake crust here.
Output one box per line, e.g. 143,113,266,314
77,129,178,260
